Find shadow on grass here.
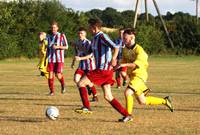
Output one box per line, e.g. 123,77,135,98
0,115,116,123
34,103,79,108
61,116,115,123
0,92,39,95
0,116,46,123
152,91,200,95
134,107,200,112
112,88,200,95
0,97,50,101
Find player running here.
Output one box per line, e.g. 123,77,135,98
74,18,130,122
71,27,98,102
47,21,68,96
117,28,174,122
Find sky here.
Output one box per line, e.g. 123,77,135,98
60,0,198,16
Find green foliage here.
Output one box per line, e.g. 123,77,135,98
136,24,166,54
0,33,20,59
0,0,89,59
86,9,200,55
0,0,199,59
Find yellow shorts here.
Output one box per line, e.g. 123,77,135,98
128,76,148,96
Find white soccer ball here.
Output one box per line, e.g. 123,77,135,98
45,106,59,120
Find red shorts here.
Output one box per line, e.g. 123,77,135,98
75,69,85,77
48,62,64,73
86,69,115,86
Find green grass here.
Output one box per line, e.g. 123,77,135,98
0,56,200,135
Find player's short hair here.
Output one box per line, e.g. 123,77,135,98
88,18,102,28
51,20,59,27
123,28,136,36
78,27,87,32
39,32,46,37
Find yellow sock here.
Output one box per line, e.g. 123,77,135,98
145,96,166,105
126,95,134,115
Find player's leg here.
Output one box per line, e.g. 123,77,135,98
88,82,98,102
48,63,55,95
115,70,121,89
75,75,93,114
124,87,134,115
48,71,55,95
56,72,65,93
74,69,83,84
136,95,174,112
56,63,65,93
74,74,81,84
131,78,174,112
120,67,128,86
102,84,131,122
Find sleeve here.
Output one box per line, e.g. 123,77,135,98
61,33,68,48
100,33,119,49
87,40,93,54
134,46,148,68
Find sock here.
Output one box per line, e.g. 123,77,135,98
126,95,134,115
110,98,129,116
79,87,90,109
145,96,166,105
59,76,65,89
90,86,97,97
48,78,54,93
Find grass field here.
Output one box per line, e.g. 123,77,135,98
0,56,200,135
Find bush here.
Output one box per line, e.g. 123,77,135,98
0,33,20,59
136,24,166,54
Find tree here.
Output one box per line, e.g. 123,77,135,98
101,7,123,27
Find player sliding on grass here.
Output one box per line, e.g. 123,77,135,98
71,27,98,102
116,28,174,122
74,18,130,121
47,21,68,96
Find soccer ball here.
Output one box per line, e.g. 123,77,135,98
45,106,59,120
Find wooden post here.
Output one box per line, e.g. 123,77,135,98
144,0,149,22
152,0,174,48
133,0,140,28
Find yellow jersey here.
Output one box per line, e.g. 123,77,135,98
38,39,49,79
122,44,148,81
39,40,48,58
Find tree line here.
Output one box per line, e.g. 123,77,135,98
0,0,199,59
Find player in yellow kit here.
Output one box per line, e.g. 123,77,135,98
117,28,174,122
38,32,49,79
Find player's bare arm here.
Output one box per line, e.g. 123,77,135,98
120,63,137,69
75,53,93,61
53,45,68,50
111,47,119,67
